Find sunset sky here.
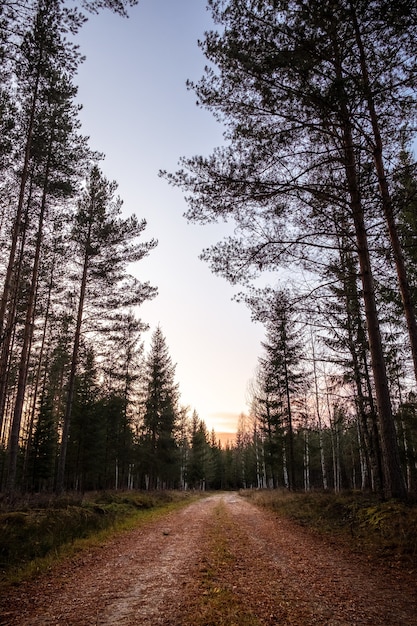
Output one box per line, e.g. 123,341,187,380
75,0,267,435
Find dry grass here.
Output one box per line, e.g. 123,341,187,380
175,500,261,626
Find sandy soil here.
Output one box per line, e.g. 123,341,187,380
0,493,416,625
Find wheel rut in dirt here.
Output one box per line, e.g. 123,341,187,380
1,493,416,625
194,494,417,625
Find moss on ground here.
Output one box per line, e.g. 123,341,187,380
241,489,417,568
0,490,197,584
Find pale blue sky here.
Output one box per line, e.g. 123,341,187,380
75,0,266,434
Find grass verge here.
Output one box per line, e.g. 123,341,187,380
0,490,198,586
177,500,261,626
240,489,417,570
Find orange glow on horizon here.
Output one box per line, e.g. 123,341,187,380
216,431,237,448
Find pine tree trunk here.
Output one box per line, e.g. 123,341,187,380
400,419,411,493
311,335,328,490
265,403,277,488
335,229,382,493
350,2,417,388
0,48,42,346
327,396,338,492
356,418,368,490
329,31,406,499
0,179,34,438
304,428,310,492
56,223,91,494
282,440,289,489
340,112,405,498
6,146,51,492
22,256,55,487
283,354,296,489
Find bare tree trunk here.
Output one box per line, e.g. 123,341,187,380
356,417,368,491
265,403,277,488
283,351,296,490
326,389,339,492
22,256,55,486
0,177,34,437
400,419,411,493
282,439,289,489
350,3,417,388
311,334,328,490
254,419,262,489
330,32,406,499
304,428,310,492
343,136,405,496
55,233,90,493
335,415,341,492
6,145,52,491
334,226,382,493
0,49,42,340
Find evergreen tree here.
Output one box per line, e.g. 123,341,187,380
248,289,305,489
28,310,72,491
0,0,147,493
56,165,156,492
140,327,179,489
65,345,105,491
0,1,85,487
176,405,191,490
187,411,211,490
4,2,89,491
29,393,58,492
320,218,384,492
394,151,417,306
99,392,134,489
0,0,84,352
395,394,417,493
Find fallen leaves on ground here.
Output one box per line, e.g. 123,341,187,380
1,493,416,625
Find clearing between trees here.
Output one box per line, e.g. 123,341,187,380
1,492,416,625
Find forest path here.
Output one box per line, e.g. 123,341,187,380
1,492,416,625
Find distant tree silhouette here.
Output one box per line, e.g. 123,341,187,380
140,327,179,489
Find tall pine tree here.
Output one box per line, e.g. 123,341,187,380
140,327,179,489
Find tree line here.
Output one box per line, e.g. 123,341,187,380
164,0,417,499
2,0,417,499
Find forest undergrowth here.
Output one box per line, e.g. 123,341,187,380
241,489,417,572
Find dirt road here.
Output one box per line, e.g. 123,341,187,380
1,493,416,625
